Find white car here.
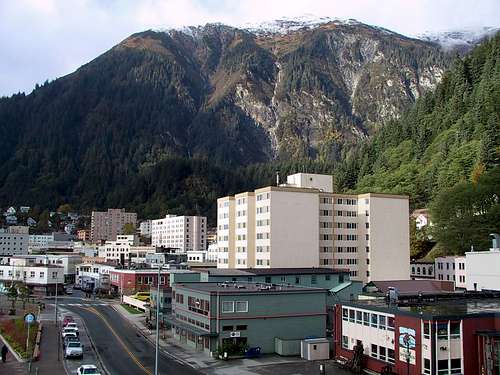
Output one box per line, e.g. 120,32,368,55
64,341,83,359
62,327,79,338
77,365,102,375
65,322,79,330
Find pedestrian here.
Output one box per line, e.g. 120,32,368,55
1,344,8,363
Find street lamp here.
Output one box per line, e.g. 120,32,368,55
154,264,164,375
49,255,65,361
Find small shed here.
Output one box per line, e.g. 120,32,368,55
301,338,330,360
274,337,301,356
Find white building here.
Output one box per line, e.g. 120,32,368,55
216,173,410,284
9,254,82,283
139,220,152,237
434,256,461,282
0,228,29,256
75,263,114,290
98,235,156,264
454,257,466,289
29,234,55,251
207,243,218,263
0,258,64,295
410,261,435,279
187,250,207,263
151,215,207,252
465,247,500,292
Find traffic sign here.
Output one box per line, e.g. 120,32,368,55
24,313,36,325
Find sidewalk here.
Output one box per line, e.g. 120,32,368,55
0,335,26,375
32,321,65,375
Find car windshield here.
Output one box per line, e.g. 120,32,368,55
84,368,99,374
68,342,81,348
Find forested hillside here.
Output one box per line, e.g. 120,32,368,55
338,33,500,254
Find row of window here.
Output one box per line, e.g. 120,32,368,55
342,308,395,331
335,222,359,229
222,301,248,313
223,324,247,331
256,193,270,201
175,312,210,330
336,234,359,241
256,206,270,214
256,219,270,226
256,246,270,252
256,233,270,239
0,269,58,279
187,296,210,315
337,259,358,265
256,259,270,266
335,246,358,253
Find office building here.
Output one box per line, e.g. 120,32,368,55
0,228,29,256
216,173,410,284
98,235,155,265
151,215,207,252
90,208,137,243
139,220,152,237
465,246,500,292
168,282,327,355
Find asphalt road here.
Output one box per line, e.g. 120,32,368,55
60,300,200,375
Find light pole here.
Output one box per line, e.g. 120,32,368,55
154,264,164,375
50,256,64,361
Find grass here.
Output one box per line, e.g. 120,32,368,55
121,304,144,315
0,318,39,359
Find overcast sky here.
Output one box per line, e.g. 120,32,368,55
1,0,499,97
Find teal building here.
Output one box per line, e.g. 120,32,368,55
168,282,327,355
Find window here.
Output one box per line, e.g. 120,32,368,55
387,316,395,331
450,358,462,374
30,271,35,278
379,315,386,330
355,310,362,324
379,346,386,361
236,325,247,331
437,322,448,339
349,309,355,323
363,312,369,326
423,321,431,339
265,276,271,283
311,275,317,284
222,325,233,331
366,246,370,253
438,360,449,374
365,222,369,229
388,348,395,364
371,344,378,359
295,276,300,284
342,308,348,321
342,335,349,349
423,358,431,374
235,301,248,313
222,301,234,313
450,322,460,338
371,313,378,328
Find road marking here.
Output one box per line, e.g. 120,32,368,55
82,306,153,375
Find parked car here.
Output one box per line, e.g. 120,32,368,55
66,322,79,330
133,292,150,302
65,341,84,359
63,334,79,348
66,287,73,295
63,315,74,326
62,327,79,338
77,365,101,375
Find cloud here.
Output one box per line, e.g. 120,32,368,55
1,0,499,97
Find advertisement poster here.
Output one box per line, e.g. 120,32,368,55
399,327,416,365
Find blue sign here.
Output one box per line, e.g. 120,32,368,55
24,313,36,324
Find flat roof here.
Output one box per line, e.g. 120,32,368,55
367,280,455,295
198,267,350,276
175,282,326,294
343,297,500,319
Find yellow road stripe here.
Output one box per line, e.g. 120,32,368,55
83,306,153,375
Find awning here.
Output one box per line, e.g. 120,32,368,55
163,315,218,337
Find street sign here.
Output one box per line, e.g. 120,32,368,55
24,313,36,325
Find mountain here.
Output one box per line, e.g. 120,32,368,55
415,26,499,53
0,18,481,218
338,33,499,207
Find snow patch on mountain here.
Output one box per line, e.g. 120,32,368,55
414,27,499,50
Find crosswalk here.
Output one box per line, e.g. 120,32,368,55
56,303,110,307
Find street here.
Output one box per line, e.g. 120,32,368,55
55,296,199,375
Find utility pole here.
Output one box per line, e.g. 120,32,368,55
154,264,164,375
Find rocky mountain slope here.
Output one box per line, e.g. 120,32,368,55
0,19,470,213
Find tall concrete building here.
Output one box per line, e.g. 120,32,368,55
217,173,410,284
90,208,137,243
151,215,206,252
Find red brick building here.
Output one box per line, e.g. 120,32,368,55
333,297,500,375
110,269,172,295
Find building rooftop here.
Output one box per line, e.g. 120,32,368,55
198,267,350,276
175,282,326,294
345,296,500,319
366,280,455,295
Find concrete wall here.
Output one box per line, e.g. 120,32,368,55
465,250,500,291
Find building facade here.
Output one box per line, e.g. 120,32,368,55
151,215,207,252
76,263,114,291
465,248,500,292
334,298,500,375
139,220,152,237
168,282,327,355
109,268,175,295
0,230,28,256
90,208,137,243
410,261,435,280
455,257,467,289
97,235,155,264
216,173,410,284
435,256,462,282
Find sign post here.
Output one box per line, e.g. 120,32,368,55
25,313,36,373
